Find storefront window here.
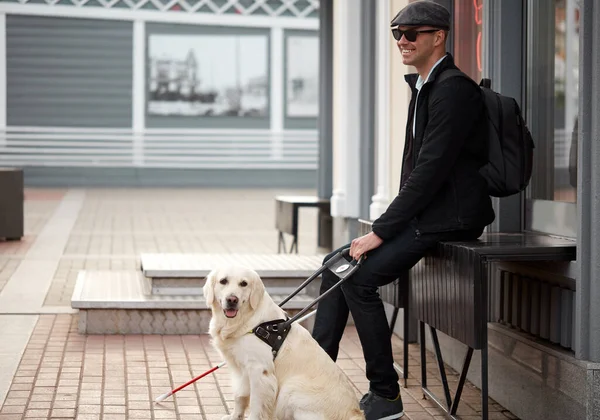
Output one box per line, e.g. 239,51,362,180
527,0,580,203
553,0,579,203
453,0,483,82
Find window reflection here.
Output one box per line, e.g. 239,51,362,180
554,0,579,203
453,0,483,82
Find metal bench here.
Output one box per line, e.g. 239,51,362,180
358,221,576,419
275,195,331,253
413,233,575,420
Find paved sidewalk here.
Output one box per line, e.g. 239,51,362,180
0,188,519,420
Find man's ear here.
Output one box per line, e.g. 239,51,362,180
249,272,265,310
203,270,216,306
436,30,447,47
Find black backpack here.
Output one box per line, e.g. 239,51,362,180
436,70,535,198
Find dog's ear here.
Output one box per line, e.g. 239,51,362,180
249,271,265,310
203,269,216,306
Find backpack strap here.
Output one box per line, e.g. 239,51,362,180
434,68,465,85
434,69,492,91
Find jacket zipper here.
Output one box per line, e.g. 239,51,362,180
412,93,420,171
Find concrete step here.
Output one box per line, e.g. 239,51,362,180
141,252,325,296
149,276,318,296
140,253,325,278
71,270,318,335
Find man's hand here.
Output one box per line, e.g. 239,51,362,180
349,232,383,260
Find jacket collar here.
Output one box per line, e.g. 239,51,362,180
404,53,457,89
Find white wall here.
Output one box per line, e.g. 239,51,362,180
329,0,413,230
388,0,412,202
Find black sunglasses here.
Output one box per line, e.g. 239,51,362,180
391,28,440,42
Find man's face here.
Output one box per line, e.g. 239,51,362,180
394,26,442,67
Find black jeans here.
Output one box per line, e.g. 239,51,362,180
311,221,484,399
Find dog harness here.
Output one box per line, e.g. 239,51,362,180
250,317,292,359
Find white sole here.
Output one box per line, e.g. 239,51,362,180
377,412,404,420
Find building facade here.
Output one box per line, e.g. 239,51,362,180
321,0,600,419
0,0,320,187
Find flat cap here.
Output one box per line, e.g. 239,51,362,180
391,1,451,30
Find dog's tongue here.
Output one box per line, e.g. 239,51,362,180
225,309,238,318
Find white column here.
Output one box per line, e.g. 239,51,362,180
330,0,361,218
0,13,6,147
369,0,392,220
132,20,145,167
389,0,411,198
270,26,284,159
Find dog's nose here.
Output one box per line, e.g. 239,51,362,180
226,296,238,306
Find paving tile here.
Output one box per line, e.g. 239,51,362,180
127,410,152,419
74,415,100,420
29,395,53,402
0,414,27,420
52,400,76,409
51,408,75,417
1,398,27,407
24,409,50,417
102,415,126,420
0,405,25,414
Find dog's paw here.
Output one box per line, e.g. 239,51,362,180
221,415,241,420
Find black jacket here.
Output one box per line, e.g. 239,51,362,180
372,54,495,240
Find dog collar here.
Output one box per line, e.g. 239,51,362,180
250,316,291,360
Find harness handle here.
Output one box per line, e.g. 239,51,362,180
278,247,364,307
279,248,365,330
253,247,365,359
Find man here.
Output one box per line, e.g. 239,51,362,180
311,1,495,419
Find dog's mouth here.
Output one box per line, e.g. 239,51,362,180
223,308,238,318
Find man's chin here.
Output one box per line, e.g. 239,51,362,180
223,309,239,318
402,57,415,66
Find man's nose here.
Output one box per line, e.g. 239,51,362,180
226,296,238,306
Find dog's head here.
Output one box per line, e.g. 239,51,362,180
203,265,265,319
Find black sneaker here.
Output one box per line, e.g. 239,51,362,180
361,391,404,420
359,392,371,410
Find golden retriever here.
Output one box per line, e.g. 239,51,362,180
203,265,365,420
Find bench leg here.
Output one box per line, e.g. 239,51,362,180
420,321,427,397
390,306,409,388
389,307,399,332
403,305,409,388
420,323,481,420
278,231,298,254
481,340,489,420
450,347,473,415
289,236,298,254
429,327,452,409
278,231,286,253
401,288,410,388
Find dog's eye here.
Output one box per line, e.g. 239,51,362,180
239,280,248,287
219,278,228,285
